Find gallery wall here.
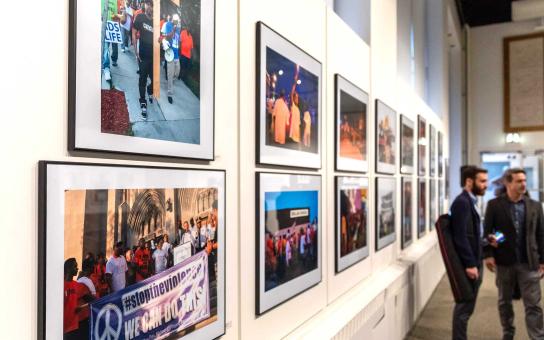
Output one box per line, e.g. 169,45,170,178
0,0,451,339
468,18,544,164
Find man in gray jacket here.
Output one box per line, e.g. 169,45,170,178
484,168,544,340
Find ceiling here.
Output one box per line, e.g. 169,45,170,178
456,0,518,27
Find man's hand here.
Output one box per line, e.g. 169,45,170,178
487,234,499,248
484,257,496,272
539,264,544,278
465,267,479,280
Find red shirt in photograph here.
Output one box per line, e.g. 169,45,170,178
134,248,151,282
64,281,84,334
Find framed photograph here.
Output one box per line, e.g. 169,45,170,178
438,131,444,178
69,0,215,159
375,100,397,174
439,180,445,216
256,173,321,315
38,162,225,340
429,125,437,177
504,32,544,132
418,178,426,238
401,177,413,249
335,176,369,273
257,22,322,169
335,75,368,172
400,115,415,174
417,116,426,176
429,179,437,230
376,177,396,250
445,158,450,201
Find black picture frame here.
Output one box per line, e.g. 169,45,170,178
334,74,369,173
38,161,226,340
417,116,426,176
401,177,414,249
256,172,322,315
375,177,397,250
417,178,427,238
256,22,322,169
375,100,397,175
335,176,370,273
400,115,415,174
68,0,216,160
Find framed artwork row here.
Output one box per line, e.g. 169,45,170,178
69,0,216,160
39,162,226,340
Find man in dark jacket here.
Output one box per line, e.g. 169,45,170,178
484,168,544,340
450,165,488,340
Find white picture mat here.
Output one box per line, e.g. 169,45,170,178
257,173,322,314
44,163,225,340
400,115,415,174
336,177,370,272
376,177,396,250
376,101,397,174
335,75,369,173
258,23,322,169
74,0,215,159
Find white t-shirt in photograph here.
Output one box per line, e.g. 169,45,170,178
153,248,168,273
77,276,96,296
106,256,128,293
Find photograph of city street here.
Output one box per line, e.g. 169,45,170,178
100,0,203,144
376,177,396,249
62,186,219,339
263,190,319,292
265,47,320,154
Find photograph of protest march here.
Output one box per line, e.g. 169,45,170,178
401,177,413,249
70,0,215,159
376,177,396,250
335,75,369,173
335,176,369,272
400,115,415,174
429,125,437,177
376,100,397,174
39,163,225,340
257,22,322,169
418,116,427,176
257,172,321,314
429,179,437,230
418,178,427,237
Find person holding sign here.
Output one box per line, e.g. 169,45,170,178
133,1,154,119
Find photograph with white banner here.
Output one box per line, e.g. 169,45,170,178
38,162,225,340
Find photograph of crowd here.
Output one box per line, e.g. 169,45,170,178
376,100,397,174
62,186,219,339
263,190,319,292
418,116,427,176
100,0,203,144
265,47,319,154
402,177,413,249
400,116,415,174
376,177,396,250
336,176,369,272
418,179,427,237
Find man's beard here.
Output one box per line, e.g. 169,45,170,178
471,185,485,196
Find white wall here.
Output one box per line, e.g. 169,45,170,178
468,19,544,163
0,0,451,339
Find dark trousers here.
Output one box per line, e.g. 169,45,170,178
452,267,483,340
111,42,118,62
496,263,544,340
138,57,153,102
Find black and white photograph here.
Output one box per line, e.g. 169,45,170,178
257,22,322,168
400,115,415,174
257,173,321,315
376,100,397,174
376,177,396,250
335,75,368,172
335,176,369,273
38,162,226,340
69,0,215,159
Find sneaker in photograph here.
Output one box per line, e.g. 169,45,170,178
140,102,148,119
148,96,153,104
104,68,111,81
112,61,118,67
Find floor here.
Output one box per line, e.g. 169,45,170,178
406,267,543,340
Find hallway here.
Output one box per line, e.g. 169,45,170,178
407,267,544,340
